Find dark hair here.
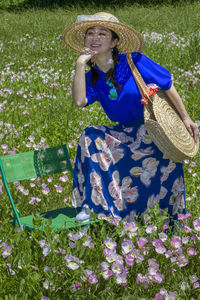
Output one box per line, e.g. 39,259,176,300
86,29,121,89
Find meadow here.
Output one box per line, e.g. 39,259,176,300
0,2,200,299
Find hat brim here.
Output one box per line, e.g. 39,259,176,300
62,20,144,54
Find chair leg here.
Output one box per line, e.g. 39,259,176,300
11,213,17,227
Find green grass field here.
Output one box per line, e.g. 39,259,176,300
0,2,200,299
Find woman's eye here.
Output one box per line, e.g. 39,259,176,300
86,31,94,36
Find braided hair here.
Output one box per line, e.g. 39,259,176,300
86,29,121,89
106,46,121,90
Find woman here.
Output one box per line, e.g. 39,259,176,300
62,12,198,223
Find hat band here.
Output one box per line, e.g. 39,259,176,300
76,15,119,23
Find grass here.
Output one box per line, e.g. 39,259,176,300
0,2,200,299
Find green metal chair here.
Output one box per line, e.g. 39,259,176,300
0,144,97,231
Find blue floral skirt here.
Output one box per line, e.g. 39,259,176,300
72,119,186,222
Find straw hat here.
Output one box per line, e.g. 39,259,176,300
62,12,144,54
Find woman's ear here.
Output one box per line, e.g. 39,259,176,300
111,38,119,48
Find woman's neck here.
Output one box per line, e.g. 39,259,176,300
95,52,113,73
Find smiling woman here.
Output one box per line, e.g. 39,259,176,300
62,12,198,224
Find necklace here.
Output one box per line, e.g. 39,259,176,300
105,78,118,100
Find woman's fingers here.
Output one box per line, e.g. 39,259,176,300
183,118,199,143
192,124,199,143
80,47,96,57
78,48,97,64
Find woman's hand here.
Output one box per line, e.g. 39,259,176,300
182,116,199,143
72,47,97,107
164,84,199,143
77,47,97,65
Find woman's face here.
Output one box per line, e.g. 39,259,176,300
85,26,118,54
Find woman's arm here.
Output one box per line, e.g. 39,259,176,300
164,83,198,143
72,62,88,107
72,47,96,107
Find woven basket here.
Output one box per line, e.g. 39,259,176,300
127,53,199,162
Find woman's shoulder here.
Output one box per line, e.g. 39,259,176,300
115,52,142,83
118,52,142,62
116,52,144,72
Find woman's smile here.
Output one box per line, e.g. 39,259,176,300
90,43,101,50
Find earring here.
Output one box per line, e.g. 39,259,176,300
107,58,114,65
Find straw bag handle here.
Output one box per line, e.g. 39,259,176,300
126,53,150,98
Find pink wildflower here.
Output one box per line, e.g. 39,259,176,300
168,291,178,299
162,224,168,231
101,269,113,279
187,246,197,256
42,187,50,195
99,262,109,271
148,258,159,270
178,213,185,220
2,244,12,258
158,232,168,242
149,272,164,284
184,225,193,233
146,225,157,234
193,218,200,232
152,239,166,254
182,236,190,244
189,275,199,282
170,236,182,249
111,261,123,275
155,293,164,300
125,253,134,267
54,185,63,193
137,237,148,249
136,273,149,289
176,254,189,267
185,212,192,219
104,238,117,250
67,261,79,270
43,280,49,290
105,252,118,263
121,239,134,254
88,273,98,284
103,247,115,257
193,282,199,289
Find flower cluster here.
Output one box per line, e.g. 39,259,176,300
141,87,158,105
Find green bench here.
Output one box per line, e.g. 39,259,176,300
0,144,97,231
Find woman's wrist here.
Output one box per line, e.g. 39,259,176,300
76,59,87,68
181,113,190,121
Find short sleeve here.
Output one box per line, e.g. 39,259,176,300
85,71,99,106
132,53,172,90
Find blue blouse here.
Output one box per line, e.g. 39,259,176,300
85,52,172,124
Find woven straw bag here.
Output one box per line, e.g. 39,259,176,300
127,53,199,162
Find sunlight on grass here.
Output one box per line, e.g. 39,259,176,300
0,2,200,299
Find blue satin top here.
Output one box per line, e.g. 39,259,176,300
85,52,172,123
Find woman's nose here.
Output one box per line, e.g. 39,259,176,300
89,32,101,39
92,33,99,39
